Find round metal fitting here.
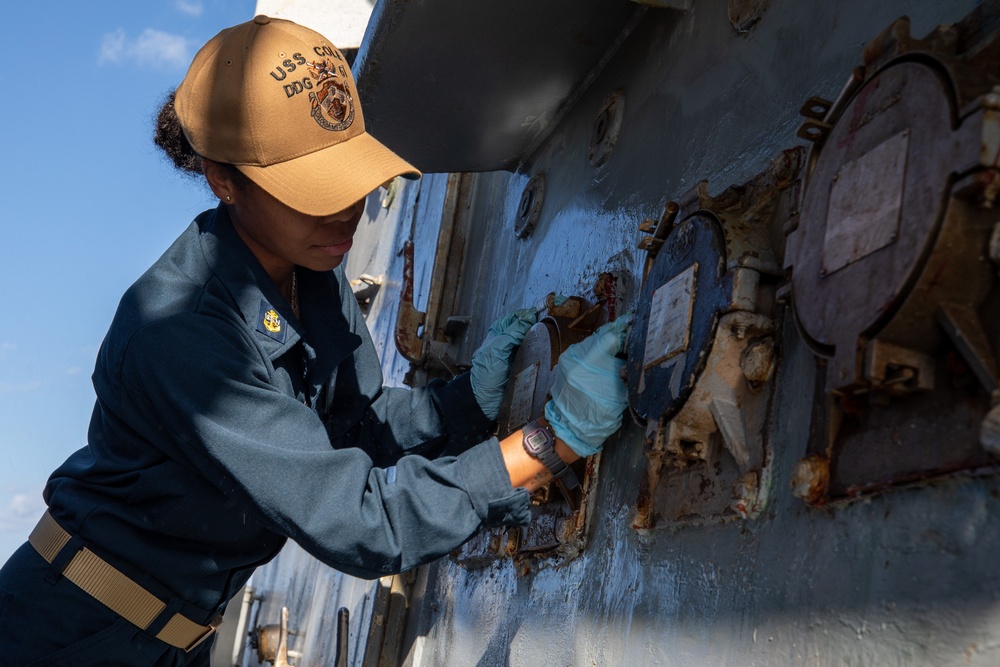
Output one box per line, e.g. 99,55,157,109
514,172,545,239
626,213,730,423
589,89,625,167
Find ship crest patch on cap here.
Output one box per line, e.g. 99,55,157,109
307,59,355,132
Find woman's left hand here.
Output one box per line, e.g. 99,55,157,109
471,308,538,420
543,314,631,457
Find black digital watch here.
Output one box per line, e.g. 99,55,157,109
522,420,579,489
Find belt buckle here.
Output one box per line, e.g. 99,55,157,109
184,614,224,653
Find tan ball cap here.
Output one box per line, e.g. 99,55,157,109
174,15,419,216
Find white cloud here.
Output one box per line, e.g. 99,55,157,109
65,367,83,376
134,29,193,68
175,0,204,17
98,28,194,70
98,28,127,65
0,492,44,532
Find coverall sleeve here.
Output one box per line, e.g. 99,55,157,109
332,376,493,467
118,315,530,579
325,268,494,464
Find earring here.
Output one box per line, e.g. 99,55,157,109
225,195,232,202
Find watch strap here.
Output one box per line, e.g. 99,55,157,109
522,420,579,489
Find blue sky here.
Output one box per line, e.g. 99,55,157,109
0,1,257,564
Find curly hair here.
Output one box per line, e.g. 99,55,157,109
153,90,251,191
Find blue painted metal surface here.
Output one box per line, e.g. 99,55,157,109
240,1,1000,666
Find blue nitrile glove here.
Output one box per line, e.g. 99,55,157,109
545,316,631,456
471,308,538,420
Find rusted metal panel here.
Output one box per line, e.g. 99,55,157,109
393,240,425,364
628,152,801,527
454,291,613,570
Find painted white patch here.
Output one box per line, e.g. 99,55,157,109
823,130,909,274
508,363,539,431
644,263,697,370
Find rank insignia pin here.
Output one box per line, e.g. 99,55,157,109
256,299,287,343
263,309,281,333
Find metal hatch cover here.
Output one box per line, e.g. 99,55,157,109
353,0,646,173
785,8,1000,504
627,214,729,423
642,263,698,370
788,61,955,383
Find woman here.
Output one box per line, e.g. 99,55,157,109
0,16,629,665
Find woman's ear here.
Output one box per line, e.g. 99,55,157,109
201,158,235,203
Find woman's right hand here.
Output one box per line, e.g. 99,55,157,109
544,316,631,457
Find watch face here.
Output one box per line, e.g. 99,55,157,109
525,429,548,453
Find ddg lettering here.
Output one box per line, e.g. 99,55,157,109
284,78,314,98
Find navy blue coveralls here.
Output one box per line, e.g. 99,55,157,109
0,205,530,665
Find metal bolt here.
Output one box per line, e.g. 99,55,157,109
731,472,759,518
741,337,776,386
791,454,830,505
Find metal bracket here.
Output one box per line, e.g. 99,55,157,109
638,201,680,283
350,274,383,314
864,339,935,394
393,240,426,364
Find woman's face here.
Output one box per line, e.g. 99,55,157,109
204,160,365,280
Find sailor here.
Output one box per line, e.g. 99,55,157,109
0,16,629,665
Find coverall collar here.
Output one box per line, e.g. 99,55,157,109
197,204,363,372
200,204,303,360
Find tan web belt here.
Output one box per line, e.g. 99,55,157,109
29,511,222,653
